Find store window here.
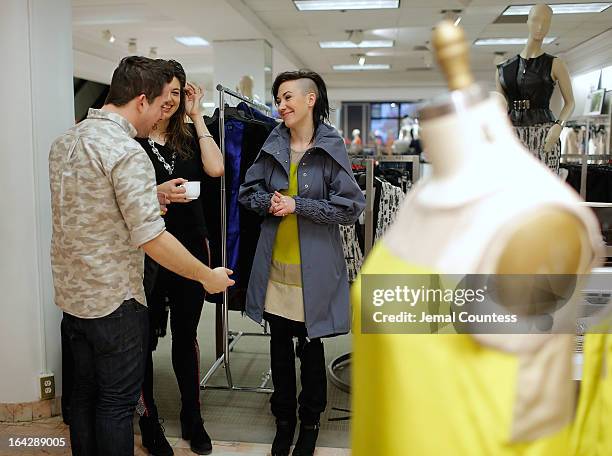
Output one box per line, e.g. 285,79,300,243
369,102,420,146
341,101,422,152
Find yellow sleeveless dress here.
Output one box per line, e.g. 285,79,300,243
351,242,574,455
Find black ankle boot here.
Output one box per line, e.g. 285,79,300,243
180,412,212,455
139,415,174,456
271,420,296,456
291,423,320,456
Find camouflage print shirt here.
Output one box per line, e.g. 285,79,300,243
49,109,165,318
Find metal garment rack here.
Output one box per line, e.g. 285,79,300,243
200,84,273,393
351,155,421,256
328,155,421,392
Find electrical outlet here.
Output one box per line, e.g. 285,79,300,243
39,374,55,400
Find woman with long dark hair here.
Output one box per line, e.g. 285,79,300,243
136,59,223,456
239,70,365,456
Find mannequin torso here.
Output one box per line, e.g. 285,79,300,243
495,4,575,170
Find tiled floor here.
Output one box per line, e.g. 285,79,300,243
0,417,350,456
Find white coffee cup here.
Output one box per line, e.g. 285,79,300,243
181,181,200,200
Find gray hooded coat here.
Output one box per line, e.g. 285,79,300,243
238,123,365,338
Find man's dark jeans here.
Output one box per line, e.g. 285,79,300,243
62,299,148,456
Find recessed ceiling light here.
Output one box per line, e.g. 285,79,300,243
474,37,557,45
174,36,210,47
502,3,611,15
333,64,391,70
201,102,216,108
294,0,399,11
319,40,394,48
102,30,115,43
128,38,137,54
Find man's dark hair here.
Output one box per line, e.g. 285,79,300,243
272,69,330,143
105,56,174,107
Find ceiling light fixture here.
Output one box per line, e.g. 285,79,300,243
358,55,366,66
493,51,507,65
174,36,210,47
333,63,391,70
348,29,364,44
128,38,137,54
475,37,557,45
441,9,463,26
294,0,400,11
319,40,394,48
102,29,115,43
502,2,611,15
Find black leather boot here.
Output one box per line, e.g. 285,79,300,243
291,423,320,456
180,411,212,455
271,419,296,456
139,415,174,456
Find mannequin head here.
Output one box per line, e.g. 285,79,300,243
238,75,254,99
527,4,553,42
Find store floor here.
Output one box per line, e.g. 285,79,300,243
146,302,352,449
0,417,349,455
0,303,351,455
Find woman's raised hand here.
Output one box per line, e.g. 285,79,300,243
185,81,204,119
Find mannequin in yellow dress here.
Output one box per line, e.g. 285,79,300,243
351,21,604,455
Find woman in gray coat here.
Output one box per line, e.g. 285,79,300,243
239,70,365,456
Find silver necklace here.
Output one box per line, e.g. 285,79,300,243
148,137,176,175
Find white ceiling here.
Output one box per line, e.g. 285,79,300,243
72,0,612,92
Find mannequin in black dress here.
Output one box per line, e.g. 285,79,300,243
496,4,575,174
136,60,224,456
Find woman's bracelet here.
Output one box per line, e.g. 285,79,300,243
198,134,214,140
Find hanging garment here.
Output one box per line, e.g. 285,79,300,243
375,180,405,240
224,119,245,279
351,136,603,454
497,53,557,127
561,164,612,203
203,107,276,310
562,128,580,156
339,223,363,282
514,123,561,174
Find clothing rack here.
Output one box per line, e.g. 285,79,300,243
328,156,420,393
560,154,612,199
200,84,273,394
350,155,420,256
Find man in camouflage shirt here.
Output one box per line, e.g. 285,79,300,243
49,56,233,455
